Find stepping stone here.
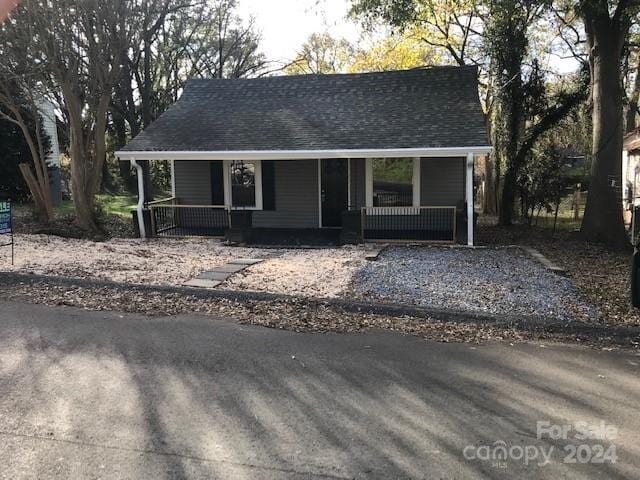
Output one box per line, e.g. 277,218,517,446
229,258,263,265
212,263,247,273
521,247,566,275
197,271,231,281
183,279,221,289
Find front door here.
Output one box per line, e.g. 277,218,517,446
321,159,348,227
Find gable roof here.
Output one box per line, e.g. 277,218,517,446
120,66,489,154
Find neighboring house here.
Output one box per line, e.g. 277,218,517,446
37,98,62,205
624,129,640,233
116,66,491,245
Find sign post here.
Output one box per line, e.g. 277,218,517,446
0,199,13,265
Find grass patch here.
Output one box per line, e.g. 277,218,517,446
16,194,137,219
50,195,136,218
96,194,137,217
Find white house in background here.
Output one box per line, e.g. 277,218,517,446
37,98,62,204
116,66,491,245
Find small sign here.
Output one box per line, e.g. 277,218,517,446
0,202,11,234
0,199,13,264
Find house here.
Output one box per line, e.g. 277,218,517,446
116,66,491,245
623,129,640,231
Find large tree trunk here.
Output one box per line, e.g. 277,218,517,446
482,154,498,215
499,166,517,224
497,91,523,226
65,88,111,232
580,13,629,249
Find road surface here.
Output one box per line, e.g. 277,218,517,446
0,301,638,479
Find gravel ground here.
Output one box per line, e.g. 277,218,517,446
1,234,367,297
352,246,598,322
223,247,366,298
1,234,599,322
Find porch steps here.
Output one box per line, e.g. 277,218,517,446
184,258,264,289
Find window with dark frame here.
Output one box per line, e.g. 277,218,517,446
230,161,256,207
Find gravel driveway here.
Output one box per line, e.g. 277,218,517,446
352,246,597,321
2,234,367,298
2,235,597,320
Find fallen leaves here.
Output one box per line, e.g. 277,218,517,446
0,279,636,350
478,225,640,327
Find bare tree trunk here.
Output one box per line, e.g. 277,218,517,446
18,163,51,222
580,12,629,249
2,100,55,222
483,154,498,214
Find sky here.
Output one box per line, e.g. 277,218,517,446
237,0,360,64
237,0,579,74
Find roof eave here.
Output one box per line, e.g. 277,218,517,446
116,146,492,161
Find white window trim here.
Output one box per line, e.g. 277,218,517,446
223,159,263,210
366,157,421,208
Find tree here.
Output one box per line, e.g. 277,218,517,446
111,0,266,197
486,0,588,225
348,30,441,72
350,0,484,67
350,0,585,224
0,45,54,221
287,33,355,74
576,0,640,248
0,118,33,202
4,0,139,232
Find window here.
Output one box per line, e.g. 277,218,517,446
231,161,256,207
225,160,263,209
372,158,414,207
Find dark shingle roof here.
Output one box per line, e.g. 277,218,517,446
121,66,488,152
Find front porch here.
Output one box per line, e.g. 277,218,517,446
142,200,463,244
128,152,486,245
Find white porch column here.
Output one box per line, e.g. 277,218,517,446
131,158,147,239
466,152,474,246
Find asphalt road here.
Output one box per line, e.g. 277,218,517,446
0,301,638,479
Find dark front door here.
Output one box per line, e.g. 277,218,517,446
321,159,348,227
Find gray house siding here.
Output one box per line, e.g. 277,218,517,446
174,161,212,204
253,160,319,228
174,159,319,228
172,157,465,230
420,157,465,206
349,159,366,208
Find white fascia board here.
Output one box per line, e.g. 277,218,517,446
115,146,493,161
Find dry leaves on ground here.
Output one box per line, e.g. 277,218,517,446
1,280,636,350
478,225,640,327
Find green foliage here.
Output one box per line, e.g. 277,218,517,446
349,31,442,72
518,147,573,223
350,0,484,66
0,119,30,201
95,195,137,218
372,158,413,183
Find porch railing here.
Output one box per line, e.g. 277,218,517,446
150,203,230,237
147,196,177,207
361,206,456,242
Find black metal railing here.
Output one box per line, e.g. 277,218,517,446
362,206,456,242
150,204,230,237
